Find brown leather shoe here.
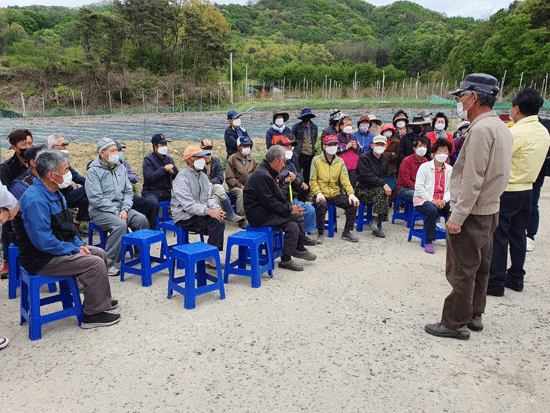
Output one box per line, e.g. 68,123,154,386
467,315,483,332
425,323,470,340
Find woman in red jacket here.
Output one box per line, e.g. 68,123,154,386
425,112,454,156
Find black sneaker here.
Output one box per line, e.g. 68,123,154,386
81,312,121,329
303,236,317,246
110,300,118,310
292,249,317,261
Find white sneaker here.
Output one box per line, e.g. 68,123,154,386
526,237,534,252
108,265,120,276
0,337,9,349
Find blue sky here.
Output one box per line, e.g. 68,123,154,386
0,0,514,19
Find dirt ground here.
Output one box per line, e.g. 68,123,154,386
1,169,549,411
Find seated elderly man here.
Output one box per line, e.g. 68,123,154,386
172,146,226,269
115,141,159,230
310,135,360,244
86,138,149,276
142,134,179,205
226,136,258,228
16,150,119,328
47,134,89,231
244,145,316,272
199,139,241,223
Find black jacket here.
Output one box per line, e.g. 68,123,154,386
142,151,179,200
539,117,550,176
356,150,388,189
243,160,292,227
292,120,318,156
0,153,27,186
398,131,431,164
224,125,250,159
266,126,293,149
277,155,304,200
204,156,224,185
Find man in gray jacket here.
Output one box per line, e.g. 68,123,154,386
172,146,225,268
85,138,149,276
425,74,513,340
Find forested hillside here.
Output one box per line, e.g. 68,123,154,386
0,0,548,111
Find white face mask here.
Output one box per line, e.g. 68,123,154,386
383,131,393,138
158,146,168,156
232,118,241,127
396,121,406,129
359,124,370,133
108,154,119,164
457,101,472,119
59,149,69,155
434,123,445,131
343,126,353,134
54,170,73,189
194,158,206,170
373,146,385,155
274,118,284,127
241,147,251,156
285,151,293,160
325,146,338,155
435,154,448,163
415,147,427,157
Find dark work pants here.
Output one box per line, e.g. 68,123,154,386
415,201,450,244
1,222,12,262
315,193,357,234
132,195,159,230
526,173,545,240
259,214,305,258
441,213,498,330
176,215,225,251
63,187,90,222
489,190,532,288
298,154,314,186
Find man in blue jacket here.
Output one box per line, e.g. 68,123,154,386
142,134,179,206
17,149,120,329
86,138,149,276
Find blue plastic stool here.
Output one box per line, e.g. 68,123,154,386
408,209,448,247
120,229,171,287
156,200,171,231
88,221,107,249
392,196,414,227
159,220,205,267
20,268,83,341
246,225,284,260
9,244,56,299
311,203,338,237
226,191,238,214
167,242,225,309
224,231,274,288
355,203,373,232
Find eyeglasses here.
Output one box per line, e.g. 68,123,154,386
201,146,213,151
55,143,69,148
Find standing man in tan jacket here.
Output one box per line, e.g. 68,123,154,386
225,136,258,229
425,74,513,340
